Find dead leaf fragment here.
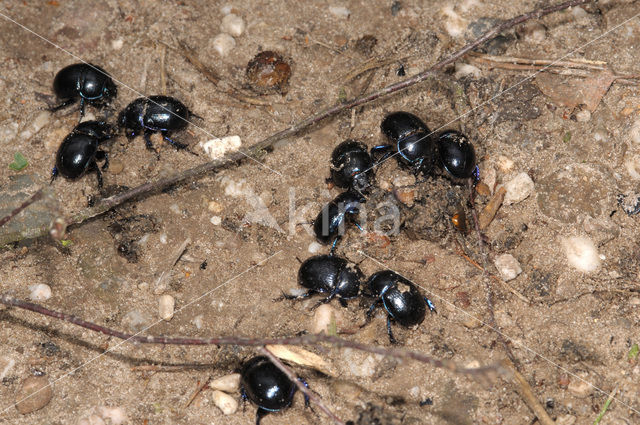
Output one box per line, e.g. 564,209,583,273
534,71,615,112
265,344,335,376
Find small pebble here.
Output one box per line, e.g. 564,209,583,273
108,159,124,175
441,6,467,37
169,203,181,214
311,304,338,334
408,386,421,400
208,200,223,213
137,282,149,291
220,5,234,15
454,63,481,79
343,348,378,377
462,316,483,329
496,155,514,173
555,415,577,425
159,233,168,244
575,109,591,122
31,111,51,135
246,51,291,94
502,172,534,205
209,373,241,393
220,14,245,37
308,241,322,254
493,254,522,281
212,33,236,57
567,377,593,398
624,153,640,180
561,236,600,273
111,38,124,50
517,21,547,42
212,390,239,415
15,375,53,414
192,314,203,329
329,6,350,18
630,119,640,145
158,295,175,321
629,297,640,306
394,187,415,206
210,216,222,225
29,284,52,302
200,135,242,160
77,415,105,425
98,406,127,425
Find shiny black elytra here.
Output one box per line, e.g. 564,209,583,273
372,111,436,176
328,140,374,193
284,254,364,308
313,190,366,250
50,63,117,119
118,95,194,153
51,121,114,188
366,270,436,344
436,130,478,180
240,356,309,425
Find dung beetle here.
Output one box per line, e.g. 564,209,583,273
283,254,364,308
50,63,117,118
436,130,479,181
51,121,114,188
372,111,436,176
118,95,195,152
313,190,366,251
365,270,436,344
328,140,374,193
241,356,309,425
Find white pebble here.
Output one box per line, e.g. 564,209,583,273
343,348,378,377
158,295,175,321
561,236,600,273
408,386,421,399
496,155,514,173
159,233,168,244
31,111,51,134
441,6,467,37
98,406,127,425
77,415,105,425
200,135,242,160
212,33,236,57
493,254,522,281
29,284,52,301
220,14,245,37
630,119,640,145
502,172,534,205
329,6,350,18
209,373,241,393
480,164,496,193
575,109,591,122
624,154,640,180
454,62,481,79
308,242,322,254
567,377,593,398
169,203,181,214
212,390,238,415
192,314,203,330
220,5,234,15
111,38,124,50
311,304,337,334
210,216,222,225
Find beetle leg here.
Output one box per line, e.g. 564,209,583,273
329,236,341,254
48,98,77,113
89,160,104,188
79,98,86,120
276,290,314,302
424,296,437,313
161,131,188,150
50,166,58,184
338,298,348,308
370,144,394,162
255,407,269,425
297,377,311,408
96,150,109,171
365,299,381,320
143,130,160,157
386,315,397,344
311,292,336,310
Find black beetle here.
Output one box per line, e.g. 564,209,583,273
328,140,374,193
436,130,478,181
118,95,195,152
241,356,309,425
283,254,363,308
313,190,366,250
372,111,436,176
365,270,436,344
50,63,117,118
51,121,114,188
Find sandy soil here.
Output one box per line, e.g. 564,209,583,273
1,0,640,424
